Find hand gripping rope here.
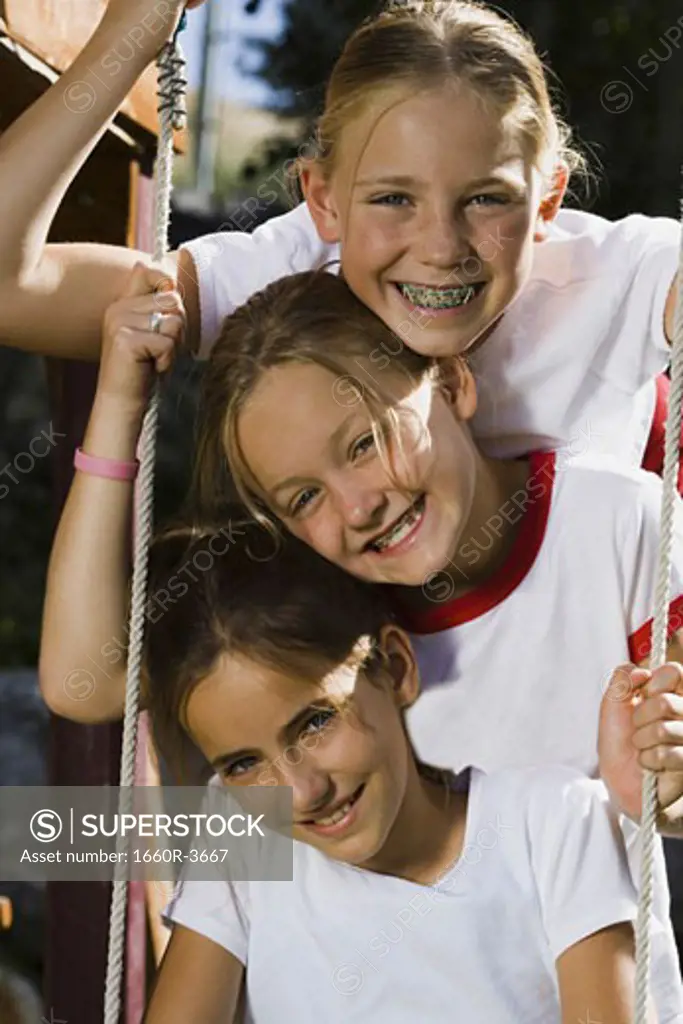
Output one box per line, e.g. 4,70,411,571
97,6,683,1016
102,12,188,1023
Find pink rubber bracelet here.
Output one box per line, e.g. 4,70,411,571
74,447,139,482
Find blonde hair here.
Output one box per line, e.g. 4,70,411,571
192,271,437,528
312,0,585,185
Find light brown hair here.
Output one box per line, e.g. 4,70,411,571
312,0,585,185
144,515,394,783
192,271,437,528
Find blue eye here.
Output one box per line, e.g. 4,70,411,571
370,193,411,207
351,432,375,461
222,755,259,780
467,193,508,207
290,487,319,517
302,708,337,736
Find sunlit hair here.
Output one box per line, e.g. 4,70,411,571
310,0,586,186
192,271,440,531
143,514,394,783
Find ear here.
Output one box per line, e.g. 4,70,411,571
439,357,477,423
533,161,568,242
378,625,421,709
300,161,343,244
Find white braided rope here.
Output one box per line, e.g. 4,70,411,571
633,209,683,1024
102,28,185,1024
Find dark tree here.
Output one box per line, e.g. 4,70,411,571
251,0,683,219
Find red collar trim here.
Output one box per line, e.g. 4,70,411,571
394,451,556,634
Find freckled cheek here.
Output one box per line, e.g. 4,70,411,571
344,216,407,268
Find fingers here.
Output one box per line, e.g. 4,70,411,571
602,663,650,705
631,663,683,774
105,282,187,349
112,326,179,375
645,661,683,696
114,311,186,341
122,261,177,300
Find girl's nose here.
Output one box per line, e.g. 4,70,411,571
416,205,470,270
335,479,387,529
286,760,334,821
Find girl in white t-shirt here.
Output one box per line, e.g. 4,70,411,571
0,1,678,475
40,266,683,1018
141,519,651,1024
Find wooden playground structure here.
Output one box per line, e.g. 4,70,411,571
0,2,183,1018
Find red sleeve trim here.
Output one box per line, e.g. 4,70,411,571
628,593,683,663
640,373,668,477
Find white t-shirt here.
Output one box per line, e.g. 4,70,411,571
166,765,639,1024
181,205,679,463
394,450,683,1022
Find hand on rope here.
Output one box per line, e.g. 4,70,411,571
598,660,683,834
101,0,208,53
97,263,186,411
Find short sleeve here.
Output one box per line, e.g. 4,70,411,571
620,215,680,351
180,202,338,360
621,470,683,662
163,875,251,964
525,766,638,960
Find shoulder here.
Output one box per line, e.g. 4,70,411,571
550,208,680,255
533,209,679,288
474,763,602,816
548,452,665,524
179,202,331,273
474,765,617,858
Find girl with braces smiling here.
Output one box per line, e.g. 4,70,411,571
0,1,677,478
41,266,683,1021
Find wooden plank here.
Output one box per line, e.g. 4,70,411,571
4,0,186,146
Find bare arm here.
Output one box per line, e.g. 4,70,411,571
557,922,656,1024
0,0,203,360
144,924,244,1024
665,273,677,343
38,264,185,721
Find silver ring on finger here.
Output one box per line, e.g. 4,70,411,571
149,311,164,334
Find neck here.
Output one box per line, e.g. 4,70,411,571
452,452,530,587
362,760,466,885
401,452,530,615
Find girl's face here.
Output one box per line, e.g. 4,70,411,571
236,358,479,586
303,85,563,358
185,627,421,869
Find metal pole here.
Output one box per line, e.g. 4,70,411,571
195,1,225,202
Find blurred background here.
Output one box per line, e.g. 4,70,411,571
1,0,683,1018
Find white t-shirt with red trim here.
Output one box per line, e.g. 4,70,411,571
165,766,640,1024
394,450,683,1022
181,205,678,463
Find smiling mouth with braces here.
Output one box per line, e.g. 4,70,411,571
303,785,364,827
397,282,484,310
365,495,426,553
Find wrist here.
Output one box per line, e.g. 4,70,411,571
85,394,145,461
95,4,181,63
